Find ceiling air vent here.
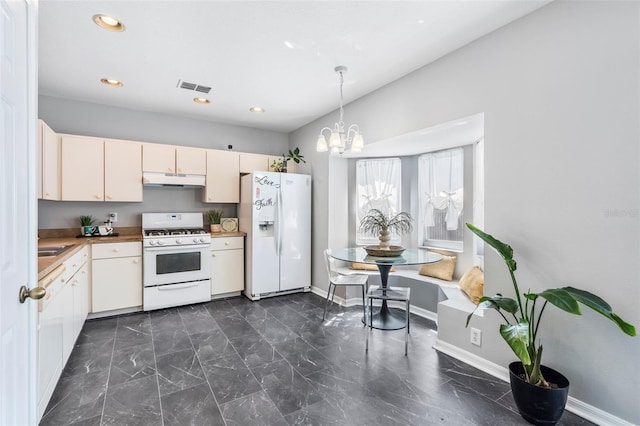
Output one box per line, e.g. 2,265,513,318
177,80,211,94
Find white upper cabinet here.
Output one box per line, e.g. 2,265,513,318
239,152,270,173
104,139,143,202
203,150,239,203
142,143,176,173
61,135,143,202
176,146,206,175
39,119,60,200
60,135,104,201
143,144,206,175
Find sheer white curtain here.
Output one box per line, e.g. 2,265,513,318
356,158,402,245
419,148,464,246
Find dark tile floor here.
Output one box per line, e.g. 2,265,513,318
39,292,593,426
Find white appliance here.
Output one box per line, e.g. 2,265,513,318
142,212,211,310
239,172,311,300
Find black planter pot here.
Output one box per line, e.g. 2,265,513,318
509,361,570,425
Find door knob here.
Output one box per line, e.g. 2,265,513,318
19,286,46,303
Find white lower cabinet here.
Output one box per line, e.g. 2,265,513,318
37,245,90,420
91,242,142,313
211,237,244,295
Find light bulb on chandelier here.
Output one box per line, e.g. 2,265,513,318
316,65,363,154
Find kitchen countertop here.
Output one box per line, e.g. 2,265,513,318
38,233,142,280
38,229,246,280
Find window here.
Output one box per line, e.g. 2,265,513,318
355,158,401,245
418,148,464,250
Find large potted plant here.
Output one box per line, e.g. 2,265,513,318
359,209,412,250
465,223,636,425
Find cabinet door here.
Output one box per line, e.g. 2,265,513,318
37,292,64,419
239,153,270,173
176,146,206,175
143,143,175,173
60,135,104,201
71,263,90,339
92,256,142,312
105,139,142,201
211,248,244,295
203,150,239,203
60,281,75,364
41,121,60,200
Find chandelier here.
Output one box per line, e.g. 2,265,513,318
316,65,364,155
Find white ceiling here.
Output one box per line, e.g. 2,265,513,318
38,1,551,134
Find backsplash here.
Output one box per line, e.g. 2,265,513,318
38,186,236,229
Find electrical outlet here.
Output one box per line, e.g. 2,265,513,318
108,212,118,223
470,328,482,346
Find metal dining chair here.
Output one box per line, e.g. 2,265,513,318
323,249,369,321
365,285,411,355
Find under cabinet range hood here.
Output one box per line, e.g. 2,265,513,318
142,172,205,187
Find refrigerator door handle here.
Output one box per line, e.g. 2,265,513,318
275,188,281,255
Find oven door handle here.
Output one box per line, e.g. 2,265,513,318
156,282,201,291
144,245,208,252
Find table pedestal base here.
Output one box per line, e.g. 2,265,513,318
366,306,407,330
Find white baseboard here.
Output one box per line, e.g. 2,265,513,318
309,286,437,323
433,340,635,426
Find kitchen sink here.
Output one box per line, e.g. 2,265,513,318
38,245,73,257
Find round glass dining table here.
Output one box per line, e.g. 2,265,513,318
330,247,443,330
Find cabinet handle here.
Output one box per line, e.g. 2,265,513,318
72,279,78,287
211,253,216,257
95,194,101,199
133,259,139,264
113,248,120,253
177,168,183,173
45,192,50,196
106,195,112,200
72,263,77,268
167,167,173,172
45,293,51,300
225,242,229,246
208,197,212,201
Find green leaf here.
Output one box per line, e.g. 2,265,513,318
466,223,517,271
563,287,636,336
492,296,519,314
524,292,538,301
538,288,581,314
500,322,532,365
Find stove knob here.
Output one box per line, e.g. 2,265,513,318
149,240,156,246
193,238,199,243
176,239,182,244
199,237,207,243
157,240,165,246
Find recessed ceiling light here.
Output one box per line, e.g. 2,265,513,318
100,78,123,87
194,97,210,104
92,14,125,32
249,106,265,113
284,41,295,49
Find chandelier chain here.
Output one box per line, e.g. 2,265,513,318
338,70,345,130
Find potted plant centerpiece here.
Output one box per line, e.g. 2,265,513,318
359,209,412,253
270,157,286,172
80,215,95,236
207,209,223,233
465,223,636,425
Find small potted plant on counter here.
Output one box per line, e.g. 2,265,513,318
207,209,223,233
80,215,95,236
465,223,636,425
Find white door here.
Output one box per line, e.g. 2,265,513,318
1,0,38,424
279,174,311,291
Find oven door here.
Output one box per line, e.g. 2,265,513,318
143,244,210,287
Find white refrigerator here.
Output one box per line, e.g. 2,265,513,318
239,172,311,300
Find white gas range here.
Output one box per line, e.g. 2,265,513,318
142,212,211,311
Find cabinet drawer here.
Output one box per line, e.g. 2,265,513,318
63,246,89,281
38,264,67,312
210,237,244,251
92,242,141,259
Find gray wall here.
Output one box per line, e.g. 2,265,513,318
289,1,639,423
38,95,289,228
